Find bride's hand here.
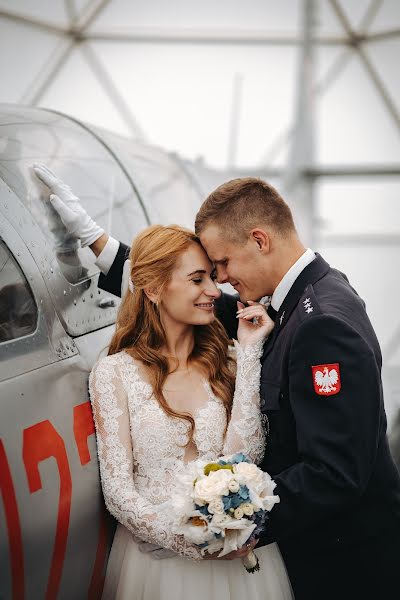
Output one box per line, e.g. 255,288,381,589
203,537,258,560
236,301,274,347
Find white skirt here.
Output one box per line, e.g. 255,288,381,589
102,524,294,600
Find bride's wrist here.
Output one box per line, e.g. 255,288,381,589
235,338,265,351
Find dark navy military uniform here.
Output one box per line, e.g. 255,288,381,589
99,245,400,599
254,254,400,599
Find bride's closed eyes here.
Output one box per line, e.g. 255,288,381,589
191,271,217,285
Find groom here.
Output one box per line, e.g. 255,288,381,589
34,166,400,599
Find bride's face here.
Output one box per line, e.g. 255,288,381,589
159,243,221,326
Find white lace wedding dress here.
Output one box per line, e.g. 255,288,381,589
89,341,293,600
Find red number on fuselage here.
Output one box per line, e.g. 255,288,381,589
1,405,108,600
0,439,25,600
74,401,107,600
74,401,95,466
23,421,72,600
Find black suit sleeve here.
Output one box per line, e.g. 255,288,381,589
215,292,239,339
262,314,382,542
98,242,130,298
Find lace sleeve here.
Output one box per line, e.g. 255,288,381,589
89,356,201,560
222,340,266,464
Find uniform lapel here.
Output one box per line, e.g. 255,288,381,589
262,254,330,361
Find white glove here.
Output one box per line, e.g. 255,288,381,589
33,163,104,247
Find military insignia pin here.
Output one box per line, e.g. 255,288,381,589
312,363,341,396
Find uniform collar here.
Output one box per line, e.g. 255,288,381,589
262,253,330,359
271,248,316,311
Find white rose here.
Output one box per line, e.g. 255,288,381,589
241,502,254,516
179,521,214,545
233,462,265,492
228,480,240,493
208,499,225,514
260,492,280,512
211,513,232,529
234,507,244,519
171,494,196,523
194,469,232,503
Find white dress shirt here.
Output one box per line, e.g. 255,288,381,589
271,248,316,311
95,236,120,275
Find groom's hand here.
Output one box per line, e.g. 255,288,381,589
203,537,258,561
33,163,106,251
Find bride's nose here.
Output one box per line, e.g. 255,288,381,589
205,281,222,299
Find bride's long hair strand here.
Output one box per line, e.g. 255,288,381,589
108,225,235,441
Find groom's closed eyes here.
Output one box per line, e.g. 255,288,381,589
213,258,229,266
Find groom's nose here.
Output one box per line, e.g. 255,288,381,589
215,265,228,284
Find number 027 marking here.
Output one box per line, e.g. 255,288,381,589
0,401,107,600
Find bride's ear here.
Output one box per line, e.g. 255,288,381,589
144,287,160,305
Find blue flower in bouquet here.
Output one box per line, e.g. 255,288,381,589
222,484,250,511
218,452,251,466
195,504,211,517
238,484,250,500
249,508,268,539
230,453,252,464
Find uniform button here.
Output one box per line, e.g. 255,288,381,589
336,537,340,543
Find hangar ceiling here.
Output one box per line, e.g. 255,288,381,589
0,0,399,171
0,0,400,425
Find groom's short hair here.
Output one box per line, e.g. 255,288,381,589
195,177,296,243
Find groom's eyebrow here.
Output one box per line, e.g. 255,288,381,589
213,257,228,265
187,269,207,277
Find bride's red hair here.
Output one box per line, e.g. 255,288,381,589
108,224,235,440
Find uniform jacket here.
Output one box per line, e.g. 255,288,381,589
253,254,400,556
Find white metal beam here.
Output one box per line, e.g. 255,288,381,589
319,233,400,246
329,0,400,133
0,9,67,35
227,73,244,169
282,0,316,246
65,0,79,26
308,165,400,176
84,28,347,46
69,0,112,35
365,27,400,42
80,42,147,141
259,0,387,167
230,165,400,178
20,38,76,106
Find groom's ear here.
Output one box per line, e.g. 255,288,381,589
249,228,270,253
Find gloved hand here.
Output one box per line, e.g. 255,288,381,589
33,163,104,247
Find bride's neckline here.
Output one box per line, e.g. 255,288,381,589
120,349,216,401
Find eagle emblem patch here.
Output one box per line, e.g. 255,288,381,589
312,363,341,396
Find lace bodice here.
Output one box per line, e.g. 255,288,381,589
89,341,265,559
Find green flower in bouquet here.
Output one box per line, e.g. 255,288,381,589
204,462,234,476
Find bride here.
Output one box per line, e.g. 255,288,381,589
89,224,293,600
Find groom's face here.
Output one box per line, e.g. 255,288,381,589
200,225,272,301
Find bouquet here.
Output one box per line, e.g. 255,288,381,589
171,453,279,573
